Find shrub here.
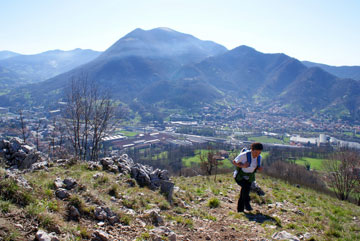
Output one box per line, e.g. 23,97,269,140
122,198,139,210
46,200,59,212
159,200,170,210
38,213,56,230
66,157,78,167
78,225,91,239
118,213,132,225
108,184,120,198
174,207,186,214
208,197,220,208
166,214,193,228
0,200,11,213
0,179,34,206
26,202,45,217
94,175,109,188
68,195,93,216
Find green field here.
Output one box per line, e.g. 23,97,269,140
294,157,326,171
182,149,234,168
182,150,269,169
343,131,360,138
118,130,139,137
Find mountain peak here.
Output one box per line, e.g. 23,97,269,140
102,27,227,61
153,27,176,32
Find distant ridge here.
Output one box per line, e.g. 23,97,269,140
302,61,360,81
0,50,20,60
0,48,101,85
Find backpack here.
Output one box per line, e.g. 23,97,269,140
233,148,261,184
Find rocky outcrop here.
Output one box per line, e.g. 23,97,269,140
98,154,134,174
0,137,46,170
4,169,33,190
94,154,174,202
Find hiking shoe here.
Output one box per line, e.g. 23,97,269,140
256,189,265,196
245,204,253,211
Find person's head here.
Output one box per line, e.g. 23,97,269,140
251,142,263,158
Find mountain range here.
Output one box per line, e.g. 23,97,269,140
0,49,101,87
303,61,360,81
0,51,21,60
1,27,360,121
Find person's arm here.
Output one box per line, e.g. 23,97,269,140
232,159,250,168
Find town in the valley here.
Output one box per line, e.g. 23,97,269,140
1,103,359,157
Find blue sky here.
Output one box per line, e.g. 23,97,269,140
1,0,359,66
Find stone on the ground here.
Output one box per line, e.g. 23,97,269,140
63,178,77,190
54,178,64,189
272,231,300,241
69,205,81,221
55,188,70,199
92,230,110,241
94,207,108,221
35,230,59,241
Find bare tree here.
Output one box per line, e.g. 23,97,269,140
35,119,42,151
48,117,58,157
89,87,116,161
64,75,91,160
323,150,360,201
354,176,360,205
63,74,117,161
18,109,28,143
199,147,222,180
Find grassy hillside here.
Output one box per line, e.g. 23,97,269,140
0,162,359,240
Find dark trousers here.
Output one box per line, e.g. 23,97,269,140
237,178,251,212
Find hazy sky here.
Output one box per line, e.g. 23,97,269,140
1,0,359,66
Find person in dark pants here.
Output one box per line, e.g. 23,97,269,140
237,178,252,212
233,142,263,212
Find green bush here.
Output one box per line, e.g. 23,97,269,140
122,198,139,210
108,184,120,198
38,213,56,229
78,225,91,239
0,200,11,213
159,200,170,210
0,179,34,206
119,213,132,225
69,194,94,215
208,197,220,208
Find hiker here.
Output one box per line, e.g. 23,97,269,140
233,142,263,212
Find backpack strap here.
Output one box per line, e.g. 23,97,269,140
246,151,261,169
246,151,252,165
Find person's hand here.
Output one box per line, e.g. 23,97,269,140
242,162,250,168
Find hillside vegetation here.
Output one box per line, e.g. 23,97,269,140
0,161,359,241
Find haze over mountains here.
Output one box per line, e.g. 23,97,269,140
302,61,360,81
0,51,21,60
1,27,360,121
0,49,101,87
